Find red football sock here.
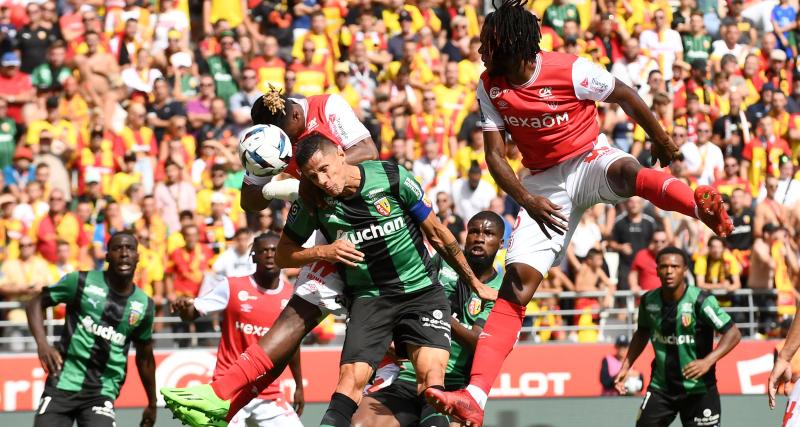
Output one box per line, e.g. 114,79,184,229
469,298,527,394
224,374,276,421
211,344,274,400
635,168,697,218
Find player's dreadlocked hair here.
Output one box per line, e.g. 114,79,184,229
251,84,291,128
483,0,542,76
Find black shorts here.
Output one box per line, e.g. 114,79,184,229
636,387,721,427
368,380,456,427
33,386,116,427
341,285,451,369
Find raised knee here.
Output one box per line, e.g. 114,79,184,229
608,158,641,197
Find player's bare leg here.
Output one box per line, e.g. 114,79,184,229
161,295,323,422
321,362,374,427
606,157,733,236
408,345,449,395
427,264,541,426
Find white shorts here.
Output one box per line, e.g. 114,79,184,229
506,136,633,274
784,381,800,427
294,233,347,316
228,397,303,427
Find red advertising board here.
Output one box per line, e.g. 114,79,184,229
0,340,780,411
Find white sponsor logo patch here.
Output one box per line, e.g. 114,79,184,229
336,217,406,245
80,316,125,346
235,321,270,336
85,285,107,298
503,112,569,129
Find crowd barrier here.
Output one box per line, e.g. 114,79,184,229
0,339,781,411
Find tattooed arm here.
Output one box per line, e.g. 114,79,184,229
419,212,498,301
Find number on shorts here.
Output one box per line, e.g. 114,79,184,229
38,396,52,415
640,391,651,411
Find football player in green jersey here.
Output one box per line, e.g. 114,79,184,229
614,246,741,427
26,231,156,427
352,211,506,427
276,134,496,427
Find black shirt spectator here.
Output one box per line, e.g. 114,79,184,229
147,78,186,142
16,5,61,73
388,11,417,61
610,198,658,289
712,97,750,159
726,189,754,251
745,84,774,123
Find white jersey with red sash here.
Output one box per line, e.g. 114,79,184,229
193,276,294,400
477,51,615,172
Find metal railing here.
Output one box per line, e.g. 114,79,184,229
0,288,781,350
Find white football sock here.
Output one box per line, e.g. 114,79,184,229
466,384,488,409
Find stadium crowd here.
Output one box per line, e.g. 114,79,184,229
0,0,797,346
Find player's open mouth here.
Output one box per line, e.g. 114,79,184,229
469,246,486,256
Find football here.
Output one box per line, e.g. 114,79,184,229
238,124,293,177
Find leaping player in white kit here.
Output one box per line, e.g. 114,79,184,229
425,1,733,425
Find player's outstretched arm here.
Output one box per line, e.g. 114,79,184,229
26,290,62,375
614,328,649,394
605,78,678,167
770,302,800,408
343,138,378,165
484,130,567,239
134,339,157,427
419,211,497,301
275,232,364,268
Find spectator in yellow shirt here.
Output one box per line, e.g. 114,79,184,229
458,37,484,88
26,96,80,155
292,12,339,78
196,164,244,227
134,195,169,258
433,61,474,136
386,40,436,91
382,0,426,36
694,236,742,292
289,40,329,97
327,62,363,119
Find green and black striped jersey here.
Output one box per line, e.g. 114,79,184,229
284,161,437,299
638,286,733,395
682,33,712,62
42,271,155,399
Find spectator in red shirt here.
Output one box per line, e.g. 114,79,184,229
30,188,89,267
628,230,669,293
166,223,214,347
166,223,212,300
0,52,35,124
